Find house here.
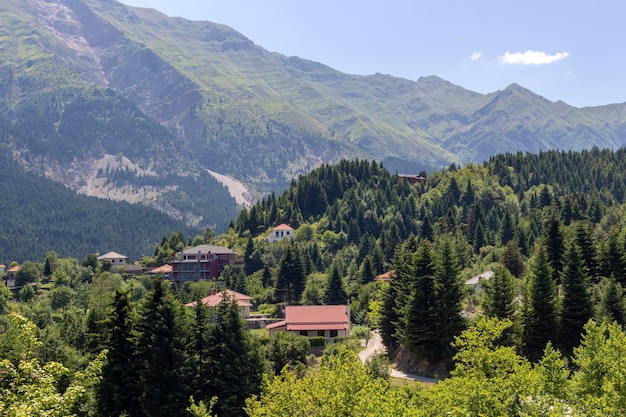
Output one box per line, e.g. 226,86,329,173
268,224,295,243
145,264,172,279
397,174,426,185
375,270,396,282
465,270,494,294
97,252,129,266
266,304,351,341
170,244,241,287
0,264,5,274
6,265,20,289
185,288,253,318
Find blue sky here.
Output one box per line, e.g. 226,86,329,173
119,0,625,108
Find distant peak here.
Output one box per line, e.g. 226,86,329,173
416,75,449,85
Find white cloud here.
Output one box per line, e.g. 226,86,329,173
500,50,570,65
471,51,482,61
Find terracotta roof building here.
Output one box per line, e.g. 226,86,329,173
6,265,20,289
185,289,253,318
146,264,173,279
268,223,295,243
266,304,350,341
375,270,396,282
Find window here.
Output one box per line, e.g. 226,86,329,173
329,330,338,338
299,330,308,336
317,330,325,337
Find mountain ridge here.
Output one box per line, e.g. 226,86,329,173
2,0,626,232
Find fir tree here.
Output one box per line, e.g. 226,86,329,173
499,210,515,245
559,242,592,355
600,233,626,284
136,279,192,417
324,266,347,305
599,278,626,326
402,240,440,361
545,214,565,284
502,240,525,278
482,265,516,321
208,296,265,417
574,221,598,280
276,245,306,304
97,290,142,417
523,245,558,362
434,236,466,358
379,281,400,350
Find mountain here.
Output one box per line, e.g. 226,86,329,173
2,0,626,229
0,148,200,263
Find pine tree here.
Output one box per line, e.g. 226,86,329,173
499,210,515,245
276,246,306,304
482,265,516,321
522,245,558,362
136,279,192,417
599,278,626,326
473,223,486,254
44,257,52,277
97,290,142,417
358,255,376,284
574,221,598,280
502,240,525,277
402,240,440,361
545,215,565,284
324,266,346,305
559,242,592,355
208,296,265,417
600,233,626,284
434,236,466,358
379,280,400,350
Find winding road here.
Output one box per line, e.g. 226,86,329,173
358,330,437,384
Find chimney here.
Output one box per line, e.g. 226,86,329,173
210,288,217,296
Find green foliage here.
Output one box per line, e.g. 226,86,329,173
246,344,420,417
323,265,346,305
136,279,193,417
208,296,266,417
0,313,104,416
523,243,558,361
482,265,517,321
264,331,310,375
0,150,201,262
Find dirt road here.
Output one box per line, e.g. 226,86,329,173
359,330,437,384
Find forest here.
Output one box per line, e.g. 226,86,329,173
0,148,202,262
4,148,626,415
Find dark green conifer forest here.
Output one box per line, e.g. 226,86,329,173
6,149,626,415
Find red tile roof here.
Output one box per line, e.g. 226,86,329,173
375,270,396,281
185,289,252,308
7,265,20,273
273,223,294,231
147,264,173,274
266,305,349,331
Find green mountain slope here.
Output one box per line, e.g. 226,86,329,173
0,145,201,263
2,0,626,229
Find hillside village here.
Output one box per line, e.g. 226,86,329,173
3,2,626,415
4,153,626,415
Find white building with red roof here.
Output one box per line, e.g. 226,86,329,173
266,304,350,341
268,223,295,243
6,265,20,289
185,288,253,318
